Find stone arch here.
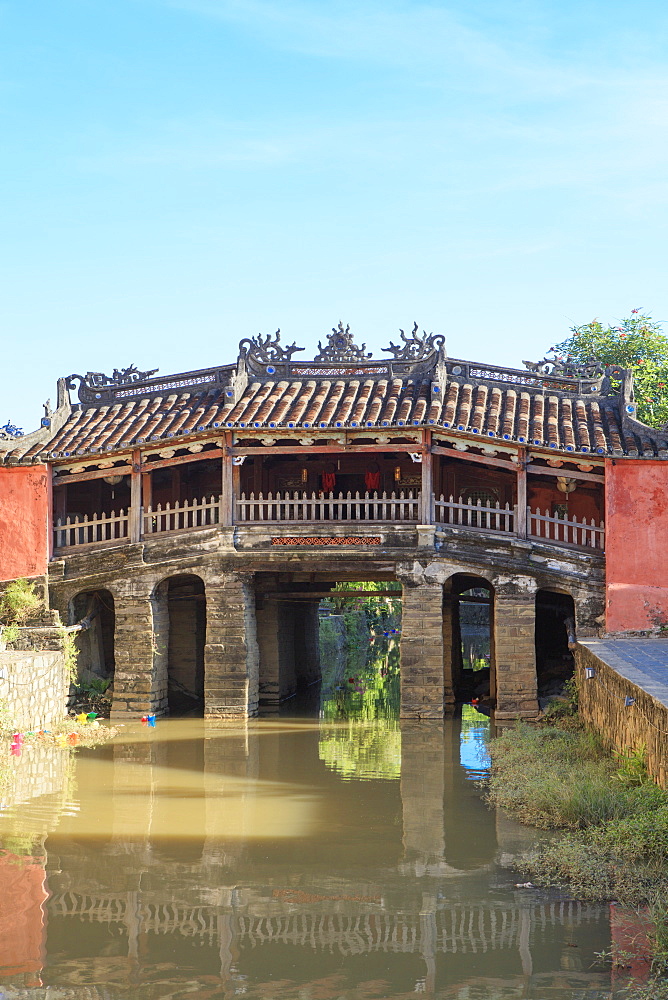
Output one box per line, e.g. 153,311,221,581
444,573,495,707
535,588,576,703
68,589,116,689
155,574,207,715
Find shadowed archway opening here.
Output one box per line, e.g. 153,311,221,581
69,589,115,692
446,574,494,707
166,575,206,716
535,589,575,703
254,572,401,716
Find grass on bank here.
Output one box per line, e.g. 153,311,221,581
486,712,668,986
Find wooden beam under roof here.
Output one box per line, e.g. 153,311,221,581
431,443,604,483
53,447,223,484
53,464,133,485
230,443,425,456
525,463,603,484
431,444,516,471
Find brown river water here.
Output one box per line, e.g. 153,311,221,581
0,684,615,999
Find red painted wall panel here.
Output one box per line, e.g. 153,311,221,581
606,459,668,631
0,466,49,582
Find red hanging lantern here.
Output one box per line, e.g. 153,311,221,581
365,460,381,492
321,462,336,492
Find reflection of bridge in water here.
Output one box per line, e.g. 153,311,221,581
0,721,613,994
48,891,607,958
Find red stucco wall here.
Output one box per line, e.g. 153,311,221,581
606,459,668,631
0,465,49,582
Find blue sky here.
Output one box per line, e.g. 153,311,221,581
2,0,668,432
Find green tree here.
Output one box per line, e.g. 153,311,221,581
552,310,668,428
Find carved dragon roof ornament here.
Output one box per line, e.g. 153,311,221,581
382,322,446,361
522,353,624,395
238,329,304,364
314,322,372,363
66,365,159,394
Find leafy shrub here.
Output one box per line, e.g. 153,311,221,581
0,579,42,644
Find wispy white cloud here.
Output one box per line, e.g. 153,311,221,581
74,2,668,212
160,0,595,96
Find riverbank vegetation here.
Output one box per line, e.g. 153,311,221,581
486,712,668,988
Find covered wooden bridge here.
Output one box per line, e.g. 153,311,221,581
2,321,663,720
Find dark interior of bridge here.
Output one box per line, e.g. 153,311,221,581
535,590,575,703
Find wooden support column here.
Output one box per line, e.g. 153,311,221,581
232,460,241,509
221,447,234,526
516,448,527,539
421,431,433,524
141,471,152,512
130,449,142,543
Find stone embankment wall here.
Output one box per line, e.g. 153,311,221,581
576,645,668,787
0,649,69,731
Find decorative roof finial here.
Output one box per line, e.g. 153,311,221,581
314,322,372,363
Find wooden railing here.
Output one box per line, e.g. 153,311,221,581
433,496,604,551
529,508,604,550
143,496,221,535
236,491,419,523
54,510,130,549
434,496,514,534
52,494,604,552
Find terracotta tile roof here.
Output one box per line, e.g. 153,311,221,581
8,369,668,463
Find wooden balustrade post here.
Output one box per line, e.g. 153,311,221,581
130,449,142,543
516,448,527,539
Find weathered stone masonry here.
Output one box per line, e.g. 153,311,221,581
400,582,446,719
494,590,538,719
47,523,605,720
204,577,259,719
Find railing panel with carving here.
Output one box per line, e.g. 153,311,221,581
529,508,605,551
236,491,420,523
53,510,130,549
143,496,221,535
434,496,515,534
